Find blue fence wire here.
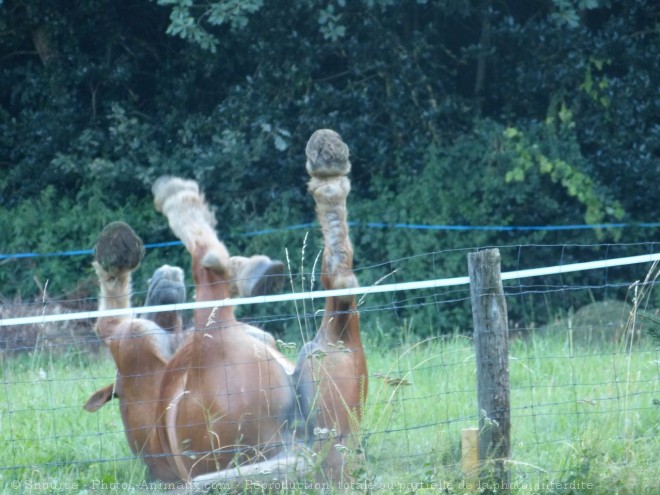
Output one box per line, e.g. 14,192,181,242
2,220,660,260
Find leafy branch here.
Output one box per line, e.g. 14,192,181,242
503,125,625,225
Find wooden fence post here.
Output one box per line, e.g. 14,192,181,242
461,427,480,478
468,248,511,492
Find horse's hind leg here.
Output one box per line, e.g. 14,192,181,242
152,176,229,274
152,176,235,328
306,129,359,306
152,176,287,328
295,129,368,482
142,256,284,334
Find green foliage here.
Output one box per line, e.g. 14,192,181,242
490,0,659,225
157,0,264,52
0,0,658,335
0,184,161,299
503,124,625,226
318,4,346,41
580,57,612,108
550,0,606,28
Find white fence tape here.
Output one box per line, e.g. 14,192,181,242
2,252,659,328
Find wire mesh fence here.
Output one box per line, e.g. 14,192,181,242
1,242,659,494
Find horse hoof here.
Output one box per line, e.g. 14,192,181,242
305,129,351,178
248,260,286,297
201,250,226,271
94,222,144,274
152,176,200,213
145,265,186,307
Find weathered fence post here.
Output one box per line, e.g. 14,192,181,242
468,248,511,492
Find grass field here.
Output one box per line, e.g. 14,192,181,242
0,328,658,494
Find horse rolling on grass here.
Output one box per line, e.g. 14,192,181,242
88,129,367,488
84,259,285,413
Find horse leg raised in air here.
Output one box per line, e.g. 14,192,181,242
180,129,367,487
88,129,367,486
293,128,367,481
88,221,181,481
85,221,286,480
151,174,298,481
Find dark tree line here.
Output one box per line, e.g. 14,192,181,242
1,0,658,333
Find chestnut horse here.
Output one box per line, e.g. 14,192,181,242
89,129,367,486
84,259,284,413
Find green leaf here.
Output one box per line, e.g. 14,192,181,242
503,127,520,139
